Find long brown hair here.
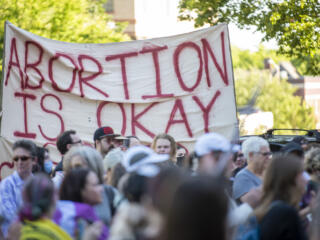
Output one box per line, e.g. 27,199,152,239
159,176,228,240
255,154,304,221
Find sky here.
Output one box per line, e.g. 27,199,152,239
228,23,278,51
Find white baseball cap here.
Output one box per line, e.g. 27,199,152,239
195,133,240,157
122,146,169,176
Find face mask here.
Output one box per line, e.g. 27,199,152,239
44,161,53,174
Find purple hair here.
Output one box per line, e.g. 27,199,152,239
19,173,55,221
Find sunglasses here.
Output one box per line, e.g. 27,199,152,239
13,156,32,162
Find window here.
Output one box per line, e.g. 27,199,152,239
105,0,114,13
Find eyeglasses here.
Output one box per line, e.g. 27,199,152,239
255,152,272,157
13,156,32,162
237,153,244,158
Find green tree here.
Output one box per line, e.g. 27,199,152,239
0,0,130,76
179,0,320,75
235,69,316,132
231,45,291,70
231,45,311,75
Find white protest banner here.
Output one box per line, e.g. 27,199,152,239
0,21,238,179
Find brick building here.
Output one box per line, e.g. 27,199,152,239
265,58,320,127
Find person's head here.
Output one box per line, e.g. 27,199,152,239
151,133,176,161
242,136,271,175
126,136,141,148
60,168,103,205
160,176,228,240
234,150,246,169
148,168,187,218
43,148,53,175
104,148,124,185
122,145,169,173
109,163,126,189
63,146,105,184
31,146,45,173
305,148,320,181
281,142,304,159
112,136,128,150
94,126,119,157
20,173,55,221
195,133,238,176
12,139,37,180
255,154,306,220
292,136,308,150
122,172,149,203
56,130,81,155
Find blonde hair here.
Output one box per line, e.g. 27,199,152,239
305,148,320,175
151,133,176,161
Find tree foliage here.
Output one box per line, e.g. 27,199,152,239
0,0,130,75
235,69,316,131
179,0,320,75
231,45,290,70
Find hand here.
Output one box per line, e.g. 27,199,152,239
83,221,103,240
300,190,317,217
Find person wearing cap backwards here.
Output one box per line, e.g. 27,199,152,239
233,136,271,204
195,133,261,228
94,126,120,158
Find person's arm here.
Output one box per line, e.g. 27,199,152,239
240,187,262,207
0,180,19,236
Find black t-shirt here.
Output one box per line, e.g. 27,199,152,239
54,157,63,173
260,201,308,240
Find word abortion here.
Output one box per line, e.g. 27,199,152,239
5,33,229,100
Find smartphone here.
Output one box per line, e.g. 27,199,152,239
123,138,130,148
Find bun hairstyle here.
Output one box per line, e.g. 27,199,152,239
19,173,55,221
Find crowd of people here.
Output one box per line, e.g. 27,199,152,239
0,126,319,240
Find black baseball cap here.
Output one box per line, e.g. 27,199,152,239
281,142,304,158
93,126,119,141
